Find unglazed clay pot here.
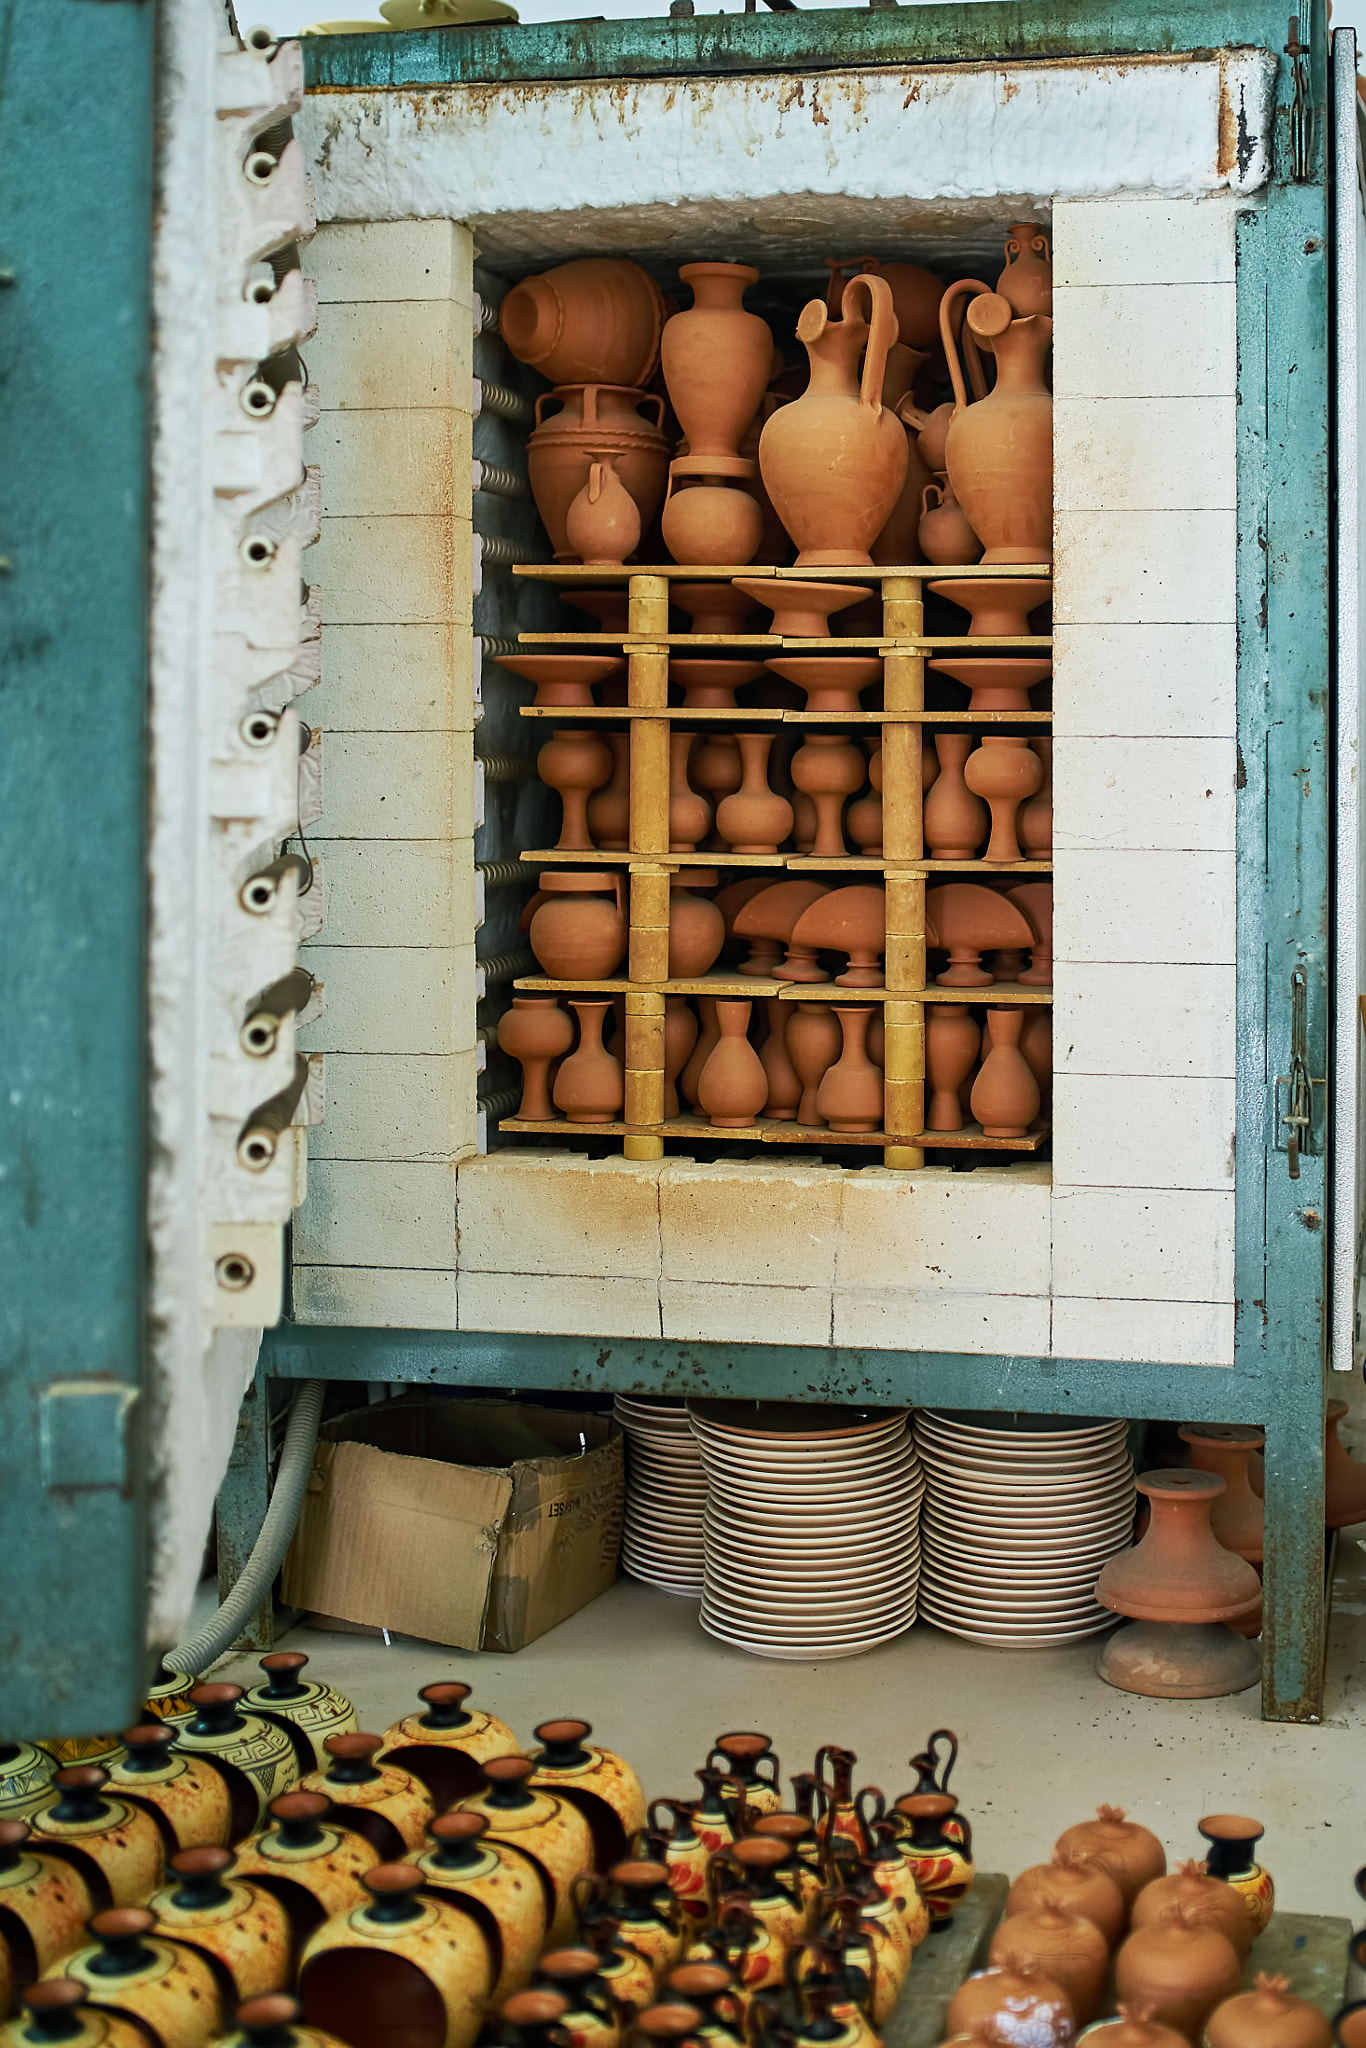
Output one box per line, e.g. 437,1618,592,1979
942,285,1053,564
528,873,628,980
790,736,864,857
845,745,882,858
663,999,699,1119
826,256,946,352
927,575,1053,642
945,1965,1075,2044
30,1772,163,1910
733,580,870,639
245,1660,357,1780
991,1904,1108,2025
926,1007,980,1132
49,1908,222,2048
816,1009,884,1133
1205,1971,1331,2048
715,736,793,855
1075,2007,1185,2046
499,999,577,1122
566,457,642,568
497,656,628,716
0,1980,149,2048
679,999,721,1112
1178,1426,1265,1563
756,1001,801,1121
378,1687,518,1820
538,730,614,851
554,1003,624,1124
671,661,766,711
788,1003,843,1127
668,735,713,853
1197,1814,1274,1937
892,1795,974,1927
963,737,1042,863
733,880,830,981
1007,881,1052,989
527,387,668,562
764,657,881,718
1054,1811,1166,1913
1129,1861,1252,1958
790,886,886,988
300,1735,434,1861
759,275,907,567
662,265,772,467
1112,1908,1241,2042
232,1793,378,1949
998,224,1053,317
1020,737,1052,856
157,1686,299,1843
919,478,982,567
970,1009,1041,1138
150,1848,292,2001
1096,1474,1262,1627
671,585,761,637
216,1993,351,2048
925,884,1033,988
528,1725,646,1876
1324,1400,1366,1527
661,475,763,569
0,1751,58,1827
928,656,1050,716
668,877,725,979
299,1864,492,2048
924,733,987,859
418,1813,545,2004
0,1817,94,1975
460,1757,595,1948
501,260,666,389
1020,1007,1052,1111
108,1725,232,1855
1007,1853,1125,1952
697,1002,768,1128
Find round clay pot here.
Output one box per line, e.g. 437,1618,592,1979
528,873,628,981
1007,1853,1125,1951
1075,2008,1187,2045
715,736,793,855
300,1736,433,1861
0,1749,58,1827
990,1903,1108,2024
790,736,865,857
0,1817,94,1975
926,1007,980,1132
554,1002,624,1124
529,1725,646,1876
963,736,1043,863
1095,1473,1262,1626
499,999,577,1122
459,1757,595,1948
924,732,988,859
244,1659,358,1779
107,1724,232,1855
298,1864,492,2048
150,1847,292,2001
998,224,1053,317
565,456,642,568
661,477,763,568
378,1686,519,1814
527,386,668,561
1197,1814,1274,1937
501,260,665,388
417,1812,545,2004
1205,1973,1331,2048
1178,1425,1265,1563
155,1686,299,1844
1112,1909,1241,2041
232,1793,378,1948
788,1003,844,1127
50,1908,222,2048
667,877,725,979
3,1979,149,2048
30,1771,163,1909
662,265,772,466
697,1002,768,1128
919,477,982,566
873,416,935,568
941,285,1052,563
218,1992,350,2048
815,1008,883,1133
1129,1860,1251,1957
1054,1810,1166,1910
945,1964,1074,2043
970,1009,1041,1138
663,999,698,1119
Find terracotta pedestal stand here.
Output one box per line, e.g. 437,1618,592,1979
1179,1424,1265,1564
1094,1471,1263,1698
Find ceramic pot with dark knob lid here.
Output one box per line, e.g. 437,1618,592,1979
416,1813,545,2004
107,1728,231,1856
299,1737,432,1863
244,1661,358,1777
29,1774,162,1911
231,1795,377,1955
528,1726,645,1875
0,1978,148,2048
148,1848,291,2003
141,1670,197,1730
299,1864,493,2048
0,1820,94,1980
213,1993,350,2048
0,1752,58,1828
497,1988,573,2048
532,1949,619,2048
44,1908,222,2048
173,1690,298,1844
378,1688,519,1813
459,1760,594,1950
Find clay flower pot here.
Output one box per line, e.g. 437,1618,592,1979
50,1908,223,2048
923,733,988,859
0,1749,58,1827
715,736,793,855
1197,1814,1274,1937
1112,1908,1241,2042
998,223,1053,317
661,265,772,468
668,734,713,853
527,873,628,981
149,1847,292,2001
925,884,1033,988
926,1008,981,1132
787,1004,844,1127
764,658,882,717
928,656,1050,715
663,999,698,1118
243,1659,359,1779
30,1771,163,1909
660,475,762,569
697,1002,768,1128
232,1793,378,1948
537,730,614,851
815,1008,884,1132
891,1794,974,1927
1054,1811,1166,1914
300,1735,434,1862
1006,1853,1125,1951
565,457,642,568
495,656,627,713
919,477,982,566
459,1757,595,1949
108,1724,232,1854
733,580,870,638
0,1818,94,1975
377,1687,518,1816
5,1980,150,2048
501,259,665,389
163,1686,299,1844
554,1003,624,1124
970,1009,1041,1138
732,880,830,982
1129,1860,1253,1958
417,1813,545,2004
528,1725,646,1876
527,387,668,562
298,1864,492,2048
1178,1426,1265,1563
1205,1971,1331,2048
670,661,766,710
790,736,865,857
790,886,886,988
1096,1472,1262,1627
499,999,577,1122
963,737,1043,863
757,1002,801,1121
990,1903,1108,2025
945,1965,1074,2044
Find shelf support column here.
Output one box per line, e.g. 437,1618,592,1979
880,576,926,1166
624,990,665,1161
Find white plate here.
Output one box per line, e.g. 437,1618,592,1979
708,1520,920,1555
699,1443,919,1486
705,1560,919,1599
923,1552,1103,1587
913,1420,1127,1457
699,1613,916,1660
701,1596,918,1642
705,1505,922,1543
920,1493,1134,1525
706,1461,923,1501
919,1615,1114,1649
917,1410,1126,1441
696,1431,916,1472
922,1583,1105,1617
688,1400,910,1441
921,1462,1134,1499
918,1442,1133,1478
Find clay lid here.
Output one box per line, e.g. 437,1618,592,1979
635,2006,702,2042
1136,1469,1225,1501
502,1992,571,2026
324,1733,383,1783
538,1949,601,1981
363,1864,424,1896
188,1683,246,1733
666,1965,731,1999
431,1812,489,1844
326,1732,381,1762
270,1792,330,1825
611,1859,671,1889
1198,1812,1264,1842
120,1724,175,1769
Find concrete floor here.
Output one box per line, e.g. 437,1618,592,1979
215,1524,1366,1925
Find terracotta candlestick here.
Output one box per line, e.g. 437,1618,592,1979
697,1001,768,1127
715,735,794,854
1095,1472,1263,1699
538,730,614,851
759,999,802,1120
553,1002,624,1124
816,1007,884,1132
788,1003,843,1126
498,999,576,1121
924,732,987,858
1019,1007,1052,1112
969,1009,1040,1136
791,735,865,856
1179,1425,1265,1564
562,589,630,635
668,733,713,853
663,998,698,1118
926,1007,981,1131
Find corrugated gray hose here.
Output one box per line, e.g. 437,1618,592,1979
168,1378,326,1677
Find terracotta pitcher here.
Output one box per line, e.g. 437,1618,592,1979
245,1658,359,1778
759,275,907,566
528,1723,646,1874
941,282,1053,564
891,1794,974,1926
566,457,642,568
919,477,982,566
661,265,773,467
527,387,669,562
998,224,1053,316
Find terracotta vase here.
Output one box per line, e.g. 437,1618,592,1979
459,1757,595,1948
669,877,725,979
232,1793,378,1948
758,1002,801,1121
662,265,772,466
244,1659,358,1778
1178,1426,1264,1563
418,1813,545,2005
963,738,1042,863
1008,882,1053,989
1205,1971,1330,2048
697,1002,767,1128
923,733,987,859
679,998,721,1112
0,1750,58,1827
690,736,743,839
499,999,577,1122
108,1724,233,1854
671,585,761,637
872,411,934,569
30,1771,163,1910
790,737,864,856
760,275,907,567
663,999,699,1119
603,1862,689,1982
991,1903,1108,2025
0,1980,150,2048
900,400,953,473
528,1725,645,1876
531,1948,618,2048
496,656,628,714
1129,1861,1253,1958
790,886,886,988
815,1008,883,1133
918,478,982,566
0,1817,94,1974
732,580,870,638
660,476,762,569
998,224,1053,317
925,883,1033,988
527,872,628,981
1197,1815,1274,1937
845,746,883,858
1007,1853,1125,1952
1075,2007,1187,2046
715,736,793,855
926,576,1053,642
538,731,614,852
788,1004,843,1127
215,1992,351,2048
298,1864,492,2048
48,1909,222,2048
1020,737,1052,856
149,1847,292,2001
709,1841,804,1964
1113,1909,1241,2042
891,1795,974,1927
763,658,881,718
301,1736,433,1863
925,1008,980,1132
554,1003,625,1124
942,285,1053,563
969,1009,1041,1137
527,387,669,561
565,457,642,568
168,1687,300,1843
826,256,946,352
501,260,665,389
1097,1472,1262,1626
377,1686,519,1814
945,1966,1074,2044
927,656,1050,715
733,880,830,982
668,735,713,852
1019,1007,1052,1112
1323,1400,1366,1526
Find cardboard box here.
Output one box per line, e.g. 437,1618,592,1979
283,1396,623,1651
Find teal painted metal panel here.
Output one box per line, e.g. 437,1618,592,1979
0,0,153,1736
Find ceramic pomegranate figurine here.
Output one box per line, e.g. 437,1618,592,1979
499,999,577,1122
47,1909,222,2048
991,1903,1108,2026
963,738,1043,863
30,1770,163,1908
816,1009,884,1132
662,264,772,466
149,1847,292,2002
232,1792,378,1946
1205,1972,1331,2048
244,1659,358,1778
528,1724,645,1875
1055,1810,1166,1914
1129,1860,1252,1957
173,1686,300,1842
0,1816,94,1975
1113,1907,1241,2041
788,1003,843,1126
1074,2007,1186,2046
664,999,699,1118
527,873,628,980
760,275,907,566
566,457,641,567
378,1686,518,1812
942,284,1053,564
697,1002,768,1128
926,1008,980,1132
554,1003,625,1124
460,1757,595,1948
998,224,1053,316
919,478,982,566
418,1812,546,2004
923,733,987,859
1007,1852,1125,1951
538,730,614,851
1196,1813,1274,1936
945,1965,1075,2044
1179,1425,1264,1562
758,1002,801,1121
501,259,665,388
970,1009,1041,1137
715,736,793,855
299,1865,492,2048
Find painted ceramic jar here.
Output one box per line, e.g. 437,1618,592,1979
891,1795,974,1926
214,1992,351,2048
1054,1809,1165,1914
0,1981,148,2048
232,1793,378,1948
688,1773,740,1861
497,1988,574,2048
708,1739,781,1820
811,1749,863,1855
865,1821,931,1950
0,1750,58,1827
532,1950,619,2048
0,1818,93,1977
149,1848,292,2001
1006,1852,1125,1951
646,1803,711,1923
142,1668,197,1728
686,1901,783,2009
417,1812,545,2003
459,1758,594,1948
379,1685,519,1812
662,1964,744,2048
30,1772,162,1910
38,1745,123,1779
174,1688,299,1843
299,1865,492,2048
529,1724,646,1875
602,1863,688,1983
576,1910,656,2018
244,1658,359,1775
1112,1909,1242,2041
47,1908,222,2048
1197,1813,1274,1936
945,1964,1075,2045
107,1726,232,1854
990,1903,1109,2026
750,1818,824,1926
300,1736,433,1862
1128,1859,1252,1957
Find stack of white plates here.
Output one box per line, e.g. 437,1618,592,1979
614,1395,706,1597
914,1410,1135,1648
689,1401,923,1661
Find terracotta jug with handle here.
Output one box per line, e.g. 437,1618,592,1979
941,280,1053,564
